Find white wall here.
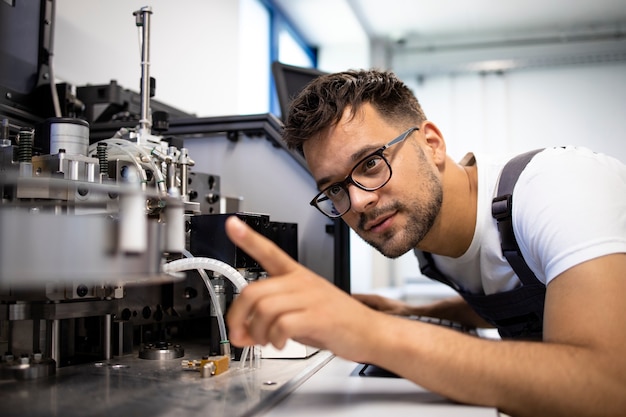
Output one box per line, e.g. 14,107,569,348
408,63,626,163
317,43,370,73
354,61,626,292
54,0,247,117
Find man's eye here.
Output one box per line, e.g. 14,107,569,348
359,156,383,173
326,184,343,198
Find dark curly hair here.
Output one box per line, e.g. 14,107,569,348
282,69,427,152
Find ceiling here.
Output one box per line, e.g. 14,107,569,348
273,0,626,76
275,0,626,45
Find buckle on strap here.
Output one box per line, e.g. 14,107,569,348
492,194,513,221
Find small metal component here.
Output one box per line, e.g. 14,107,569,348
178,147,194,202
181,355,230,376
220,340,231,358
166,146,177,190
93,362,129,369
200,362,216,378
0,354,56,380
263,381,277,386
0,118,10,146
138,342,184,360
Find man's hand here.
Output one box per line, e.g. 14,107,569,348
352,293,413,315
224,216,381,362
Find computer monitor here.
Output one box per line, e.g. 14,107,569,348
0,0,55,121
270,62,351,292
271,61,326,121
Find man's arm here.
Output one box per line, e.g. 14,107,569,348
353,293,493,328
225,216,626,417
368,253,626,417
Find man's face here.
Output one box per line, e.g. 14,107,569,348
303,104,443,258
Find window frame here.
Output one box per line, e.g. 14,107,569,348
257,0,318,116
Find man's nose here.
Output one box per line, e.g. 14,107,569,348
347,184,378,213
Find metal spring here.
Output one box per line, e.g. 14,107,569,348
17,128,34,162
97,142,108,175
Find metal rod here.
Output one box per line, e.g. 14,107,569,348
51,319,60,367
134,6,153,141
104,314,111,360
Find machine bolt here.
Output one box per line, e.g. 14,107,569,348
76,284,89,297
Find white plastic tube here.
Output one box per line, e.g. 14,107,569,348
163,256,248,292
163,254,248,355
239,346,250,369
179,250,228,346
89,139,167,194
194,268,227,345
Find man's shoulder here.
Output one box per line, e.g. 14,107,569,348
523,146,624,175
511,146,626,284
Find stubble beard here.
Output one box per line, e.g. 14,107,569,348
357,168,443,259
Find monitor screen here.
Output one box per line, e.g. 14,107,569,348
0,0,51,96
271,61,326,121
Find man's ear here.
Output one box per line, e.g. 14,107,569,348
421,121,447,165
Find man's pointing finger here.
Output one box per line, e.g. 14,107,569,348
225,216,299,276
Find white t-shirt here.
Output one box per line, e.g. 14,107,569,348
430,146,626,295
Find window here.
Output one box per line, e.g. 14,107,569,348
249,0,317,115
276,20,315,68
238,0,271,115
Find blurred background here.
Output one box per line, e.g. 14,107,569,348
43,0,626,293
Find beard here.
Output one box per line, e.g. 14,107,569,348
356,160,443,259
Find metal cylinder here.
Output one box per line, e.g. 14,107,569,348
167,146,177,190
200,362,216,378
209,278,226,317
165,189,185,254
104,314,111,360
46,118,90,156
0,118,10,146
68,159,79,181
118,166,147,253
86,161,96,183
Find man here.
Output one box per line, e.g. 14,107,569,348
225,69,626,416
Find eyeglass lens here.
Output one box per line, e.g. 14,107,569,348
311,127,418,218
315,153,391,217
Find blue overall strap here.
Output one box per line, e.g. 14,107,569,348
414,249,461,291
415,149,548,339
491,149,544,286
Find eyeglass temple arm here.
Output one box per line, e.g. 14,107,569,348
383,127,419,150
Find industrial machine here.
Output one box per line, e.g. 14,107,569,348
0,4,346,414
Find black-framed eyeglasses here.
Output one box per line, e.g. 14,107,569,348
310,127,419,218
